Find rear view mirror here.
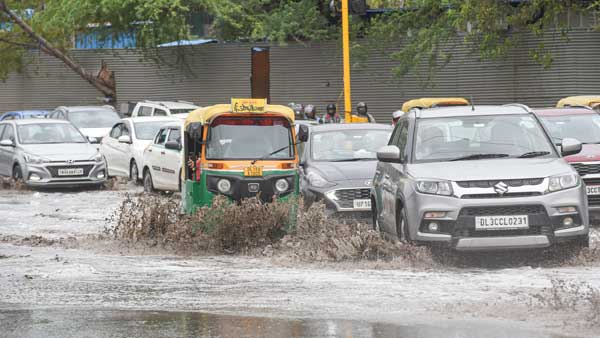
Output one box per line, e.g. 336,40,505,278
118,135,132,144
561,138,582,157
88,136,99,144
377,145,402,163
165,141,182,151
298,124,309,143
0,139,14,147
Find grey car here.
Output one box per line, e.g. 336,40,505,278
371,104,589,251
0,119,107,187
299,123,392,214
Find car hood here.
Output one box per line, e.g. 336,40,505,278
565,144,600,162
21,143,98,161
408,158,574,181
79,128,111,138
311,160,378,182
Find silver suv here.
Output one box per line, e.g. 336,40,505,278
371,104,589,251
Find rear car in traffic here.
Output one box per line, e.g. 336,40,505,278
0,110,49,121
141,121,184,192
299,123,392,216
0,119,106,187
49,106,121,142
371,104,589,251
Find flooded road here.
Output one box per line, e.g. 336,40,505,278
1,189,599,337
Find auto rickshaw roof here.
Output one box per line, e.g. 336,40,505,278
556,96,600,108
184,103,295,128
401,97,470,112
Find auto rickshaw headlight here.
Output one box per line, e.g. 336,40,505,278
275,178,289,193
217,179,231,193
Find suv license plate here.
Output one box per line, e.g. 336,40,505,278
58,168,84,176
353,199,371,210
587,185,600,195
475,215,528,230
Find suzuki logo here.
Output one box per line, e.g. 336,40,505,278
66,160,74,164
365,180,372,186
494,181,509,195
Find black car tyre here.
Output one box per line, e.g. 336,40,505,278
396,206,411,243
12,164,23,181
130,160,139,183
371,197,380,231
143,170,154,193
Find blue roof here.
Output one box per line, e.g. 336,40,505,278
157,39,217,47
1,110,50,120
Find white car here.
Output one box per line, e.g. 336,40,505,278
49,106,121,142
141,121,183,192
130,101,199,120
100,117,178,181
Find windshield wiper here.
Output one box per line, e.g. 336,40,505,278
450,153,509,161
329,158,375,162
517,151,550,158
251,144,293,165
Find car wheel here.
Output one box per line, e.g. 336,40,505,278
143,170,154,193
12,164,23,181
396,205,411,243
371,197,380,231
130,161,139,183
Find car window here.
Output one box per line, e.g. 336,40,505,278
167,128,181,144
2,124,15,142
310,129,391,162
0,125,5,139
154,109,167,117
68,109,120,128
139,106,153,117
109,124,122,138
155,128,168,145
121,123,130,137
18,123,87,144
395,120,409,159
3,115,15,120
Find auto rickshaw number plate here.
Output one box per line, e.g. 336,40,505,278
244,166,263,177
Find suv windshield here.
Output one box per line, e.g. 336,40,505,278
68,109,120,128
206,116,294,160
18,123,87,144
311,129,391,162
134,121,172,140
539,114,600,144
414,114,556,162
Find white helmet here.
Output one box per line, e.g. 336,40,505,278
392,110,404,119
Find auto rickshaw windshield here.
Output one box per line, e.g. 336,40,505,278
205,116,294,160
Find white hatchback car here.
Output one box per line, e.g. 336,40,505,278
100,117,177,181
141,121,183,192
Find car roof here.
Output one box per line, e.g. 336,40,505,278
534,107,597,116
124,116,179,123
141,101,199,109
12,118,71,125
416,105,530,118
4,110,49,115
309,123,393,132
58,106,116,112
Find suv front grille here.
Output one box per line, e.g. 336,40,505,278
571,163,600,176
460,192,542,199
459,205,545,217
334,188,370,209
456,178,543,188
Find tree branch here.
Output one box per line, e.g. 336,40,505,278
0,1,115,97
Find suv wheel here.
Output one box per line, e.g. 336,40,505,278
396,206,411,243
130,161,139,183
12,164,23,181
371,198,380,231
143,170,154,193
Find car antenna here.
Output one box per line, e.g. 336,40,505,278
470,96,475,111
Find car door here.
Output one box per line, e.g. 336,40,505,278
162,127,182,191
101,124,123,176
147,128,168,189
0,124,17,177
113,122,132,175
0,124,8,175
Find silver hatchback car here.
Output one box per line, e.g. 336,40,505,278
0,119,107,187
371,104,589,251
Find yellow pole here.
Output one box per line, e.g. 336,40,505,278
342,0,352,123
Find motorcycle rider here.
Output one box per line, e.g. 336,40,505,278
392,110,404,125
304,104,319,121
356,102,376,122
322,103,341,123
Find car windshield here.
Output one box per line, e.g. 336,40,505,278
18,123,87,144
540,114,600,144
134,121,172,140
206,116,294,160
68,109,120,128
170,109,194,115
311,129,391,162
414,114,556,162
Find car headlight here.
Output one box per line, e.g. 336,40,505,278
416,180,453,196
92,153,103,162
548,173,579,192
23,154,47,164
306,171,335,188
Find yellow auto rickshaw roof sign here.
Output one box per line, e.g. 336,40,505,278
557,96,600,108
231,98,267,113
185,99,295,128
402,97,470,112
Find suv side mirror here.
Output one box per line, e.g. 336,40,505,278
298,124,309,143
377,145,402,163
165,141,182,151
0,139,15,147
118,135,132,144
88,136,100,144
561,138,582,157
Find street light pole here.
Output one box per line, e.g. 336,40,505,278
341,0,352,123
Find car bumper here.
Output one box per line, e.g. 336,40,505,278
23,161,107,188
306,182,372,213
406,185,589,251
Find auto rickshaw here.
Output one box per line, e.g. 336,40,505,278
557,96,600,112
401,97,470,112
182,98,308,214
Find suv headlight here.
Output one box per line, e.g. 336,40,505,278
306,171,336,188
416,180,453,196
548,173,579,192
23,154,47,164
